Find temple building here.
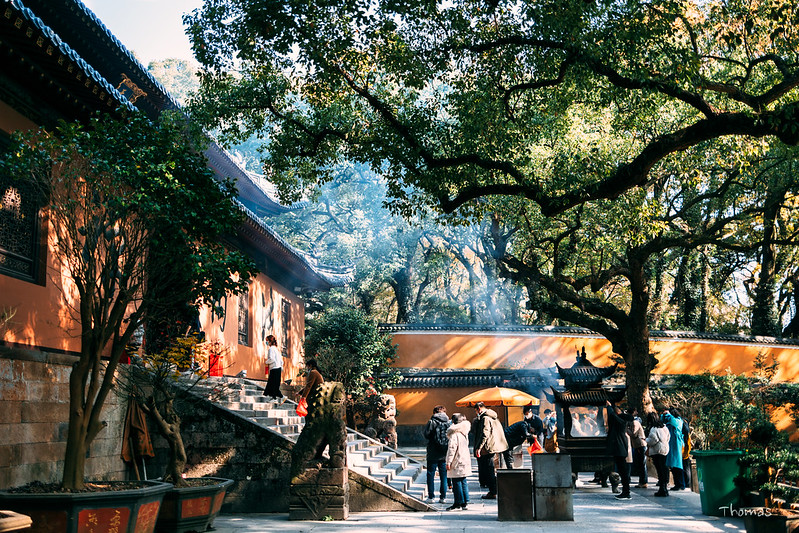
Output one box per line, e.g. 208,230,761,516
0,0,348,487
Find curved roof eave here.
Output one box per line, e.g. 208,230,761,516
12,0,345,286
16,0,290,217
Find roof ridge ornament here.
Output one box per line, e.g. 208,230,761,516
116,73,147,103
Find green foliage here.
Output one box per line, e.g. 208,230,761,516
304,307,401,417
654,353,793,451
187,0,799,218
186,0,799,415
737,448,799,507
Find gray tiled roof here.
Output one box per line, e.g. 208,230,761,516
395,367,555,390
5,0,133,111
552,387,627,406
379,324,799,347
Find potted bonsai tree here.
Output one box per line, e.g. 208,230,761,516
0,112,255,532
120,335,234,533
737,445,799,533
655,354,785,517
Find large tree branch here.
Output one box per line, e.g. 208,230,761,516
442,111,786,216
501,254,628,325
586,59,718,117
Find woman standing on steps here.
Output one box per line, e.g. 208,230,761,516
263,334,284,402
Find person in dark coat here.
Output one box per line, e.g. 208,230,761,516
606,401,633,500
423,405,451,503
502,404,537,469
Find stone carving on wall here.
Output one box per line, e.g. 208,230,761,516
363,394,398,449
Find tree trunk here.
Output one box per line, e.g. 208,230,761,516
752,185,785,336
165,428,188,487
149,396,189,487
390,266,415,323
616,256,656,415
783,281,799,338
62,360,89,489
618,330,655,416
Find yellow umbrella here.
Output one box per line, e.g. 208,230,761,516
455,386,540,407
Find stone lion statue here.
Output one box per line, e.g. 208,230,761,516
363,394,397,449
290,381,347,480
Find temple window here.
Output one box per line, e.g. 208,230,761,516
0,162,45,284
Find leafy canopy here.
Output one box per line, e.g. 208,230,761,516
304,307,401,401
2,110,256,489
186,0,799,219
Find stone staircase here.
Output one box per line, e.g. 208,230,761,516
190,376,431,506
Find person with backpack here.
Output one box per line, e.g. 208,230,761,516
423,405,451,503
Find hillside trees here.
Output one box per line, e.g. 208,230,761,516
269,164,524,323
186,0,799,411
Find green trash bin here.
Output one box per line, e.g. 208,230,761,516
692,449,743,516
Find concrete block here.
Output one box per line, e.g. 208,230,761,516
0,358,13,380
20,360,58,382
0,380,25,402
20,401,68,423
497,469,534,521
533,454,573,488
0,445,20,468
289,467,349,521
18,442,65,465
534,487,574,521
54,383,71,402
0,423,55,446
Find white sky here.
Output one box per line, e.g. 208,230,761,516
81,0,203,65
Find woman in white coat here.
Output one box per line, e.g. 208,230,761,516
445,413,472,510
645,411,671,497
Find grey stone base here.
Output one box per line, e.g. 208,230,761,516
289,467,349,521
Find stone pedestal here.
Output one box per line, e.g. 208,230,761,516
497,469,534,521
289,467,349,521
533,454,574,521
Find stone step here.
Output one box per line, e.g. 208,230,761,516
388,464,426,493
250,415,304,426
198,378,430,505
347,443,383,463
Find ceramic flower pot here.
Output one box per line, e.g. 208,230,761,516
0,480,171,533
155,477,234,533
742,508,799,533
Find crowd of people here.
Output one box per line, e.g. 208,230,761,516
602,401,692,499
274,351,692,506
423,401,556,510
423,400,692,507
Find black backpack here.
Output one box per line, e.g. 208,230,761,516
434,420,450,448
